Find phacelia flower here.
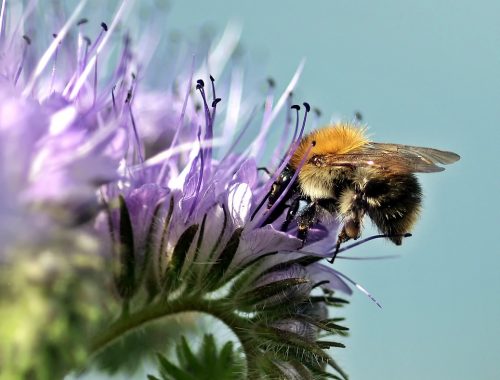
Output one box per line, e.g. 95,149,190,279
0,1,387,379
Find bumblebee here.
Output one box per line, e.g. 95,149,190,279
267,123,460,262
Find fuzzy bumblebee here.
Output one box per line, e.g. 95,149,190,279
268,123,460,262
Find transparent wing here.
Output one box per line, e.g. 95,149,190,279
310,143,460,174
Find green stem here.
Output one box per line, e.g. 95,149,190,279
89,297,256,377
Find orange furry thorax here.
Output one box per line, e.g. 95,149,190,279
289,123,368,169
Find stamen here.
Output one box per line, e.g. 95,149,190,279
93,53,98,106
125,75,144,164
196,77,216,176
14,35,31,85
23,0,88,96
219,106,258,163
249,102,311,225
0,0,6,41
187,128,205,221
285,233,411,260
69,0,131,100
196,79,212,126
329,233,411,262
49,33,60,94
210,75,217,107
111,84,117,115
77,18,88,26
255,140,315,228
248,60,304,159
167,56,195,150
327,268,382,308
272,92,294,165
336,254,400,260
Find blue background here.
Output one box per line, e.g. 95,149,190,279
61,0,498,378
165,1,499,379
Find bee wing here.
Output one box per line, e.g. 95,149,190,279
311,143,460,173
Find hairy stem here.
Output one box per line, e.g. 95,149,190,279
89,297,256,377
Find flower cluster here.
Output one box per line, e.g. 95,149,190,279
0,1,378,379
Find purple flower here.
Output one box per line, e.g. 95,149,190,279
0,2,384,379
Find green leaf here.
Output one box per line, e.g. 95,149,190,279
238,277,309,310
205,228,243,291
316,340,346,349
177,336,202,372
162,224,199,292
140,201,164,300
157,353,198,380
256,326,348,380
200,334,218,369
150,334,244,380
114,195,136,300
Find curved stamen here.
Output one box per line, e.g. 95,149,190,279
255,140,315,228
328,268,382,308
168,56,195,149
23,0,88,95
332,233,412,254
0,0,6,41
187,128,205,221
218,106,258,164
69,0,131,100
272,92,294,165
49,33,60,93
14,35,31,85
249,103,311,224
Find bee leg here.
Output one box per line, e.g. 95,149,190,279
296,201,317,245
280,197,301,232
329,227,351,264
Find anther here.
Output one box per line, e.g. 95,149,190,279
314,108,322,117
267,77,276,88
52,33,57,38
209,75,215,82
100,22,108,32
131,72,136,80
22,35,31,45
77,18,88,26
83,36,91,45
291,104,300,111
196,79,205,88
303,102,311,112
211,98,221,107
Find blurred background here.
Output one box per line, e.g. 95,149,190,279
59,0,498,378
